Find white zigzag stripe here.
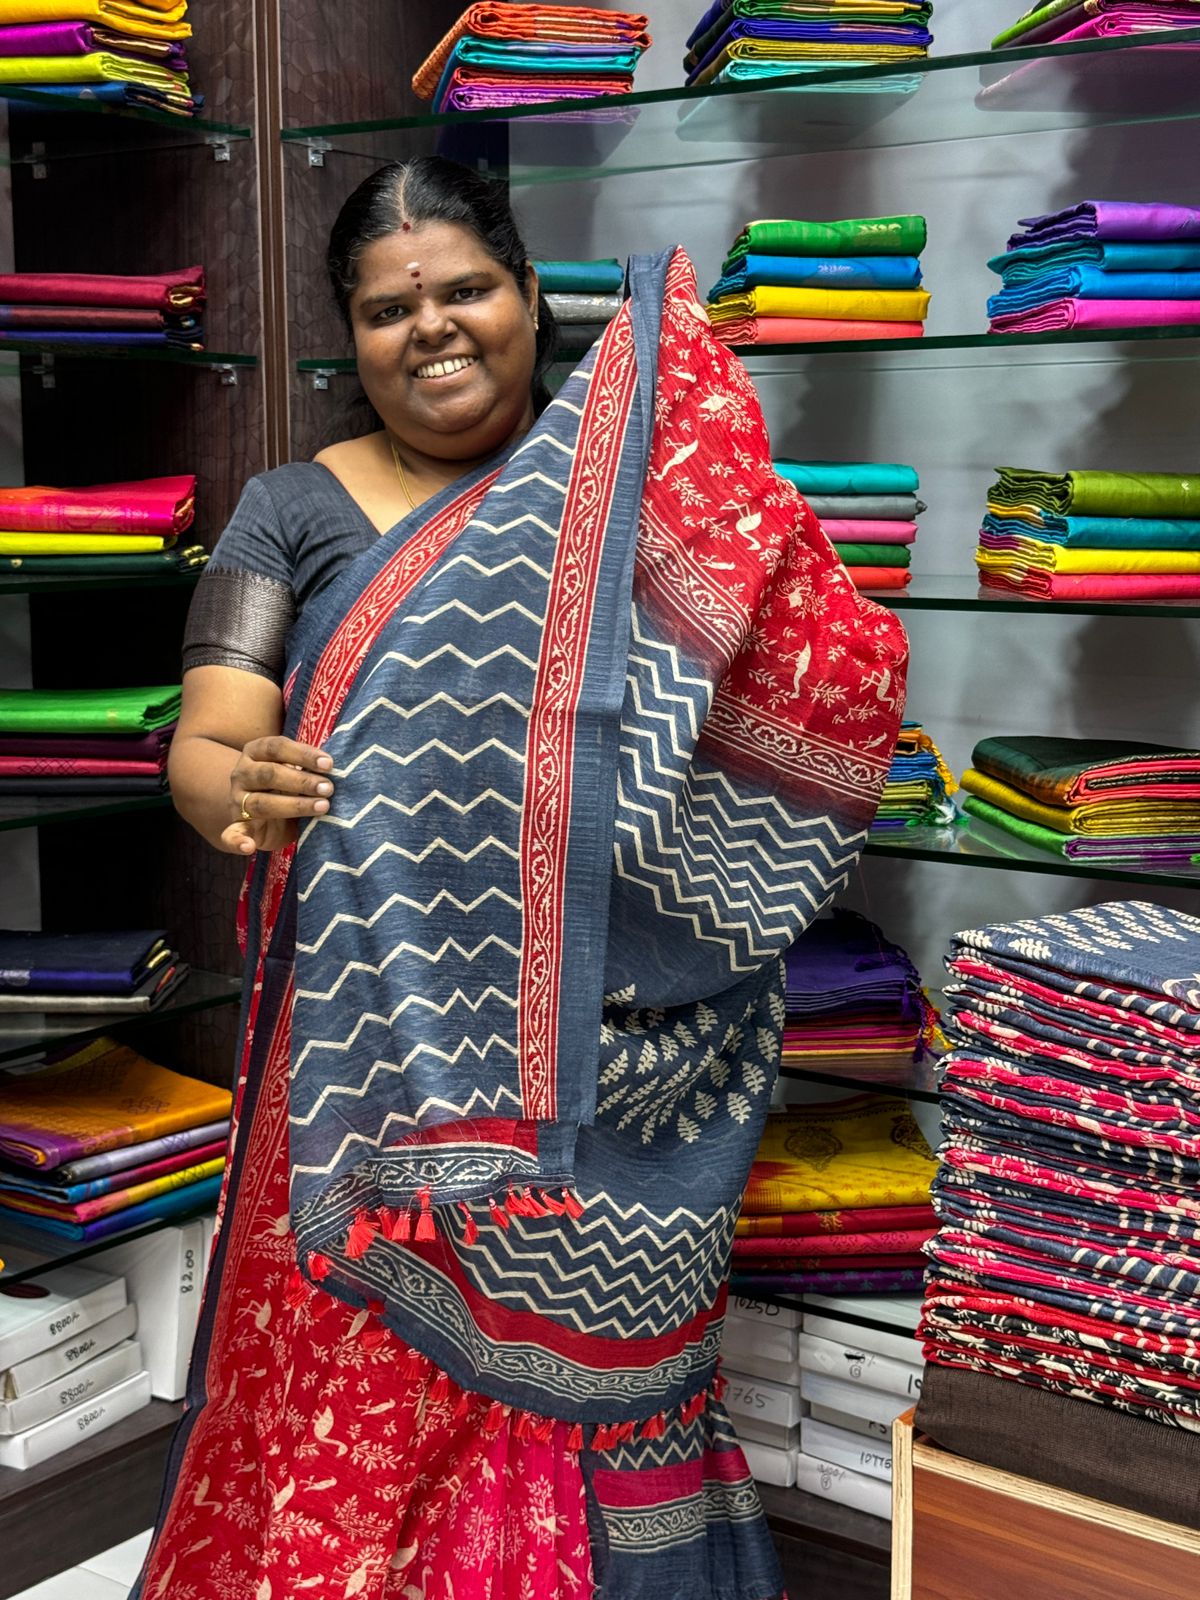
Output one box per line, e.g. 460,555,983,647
337,690,531,737
421,550,553,582
292,932,520,1004
290,1086,524,1176
511,432,574,462
299,835,517,901
292,985,517,1073
334,736,526,781
402,598,546,630
489,470,567,498
312,788,522,834
469,513,564,539
299,885,521,958
290,1033,516,1122
361,643,538,681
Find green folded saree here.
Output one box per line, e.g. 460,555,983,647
833,542,912,567
991,0,1088,48
0,548,208,575
0,685,181,733
960,766,1200,835
774,459,918,494
962,795,1200,862
991,468,1200,520
724,214,927,265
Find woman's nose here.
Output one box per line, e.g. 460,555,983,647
413,300,454,344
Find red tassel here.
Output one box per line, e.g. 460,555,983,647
415,1187,436,1242
540,1188,567,1216
593,1423,618,1452
360,1319,388,1352
454,1389,472,1418
378,1206,406,1242
345,1210,379,1260
488,1196,511,1230
505,1185,524,1216
458,1202,479,1245
615,1420,636,1443
640,1411,667,1440
514,1409,533,1441
307,1251,332,1281
483,1400,507,1434
533,1414,555,1443
561,1188,585,1219
402,1348,427,1380
713,1374,728,1401
285,1269,311,1310
430,1371,452,1403
566,1422,585,1452
522,1187,548,1218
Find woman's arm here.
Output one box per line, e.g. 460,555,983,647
168,664,334,855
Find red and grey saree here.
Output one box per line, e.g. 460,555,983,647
135,248,906,1599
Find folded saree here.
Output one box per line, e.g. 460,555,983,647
1008,201,1200,249
1,546,206,575
532,258,624,293
978,532,1200,574
0,52,191,97
994,0,1200,46
976,561,1200,600
725,214,926,261
773,458,918,495
0,1153,224,1225
710,285,929,324
686,20,932,83
710,313,924,344
709,254,923,298
0,474,195,535
960,766,1200,835
0,0,189,41
0,928,172,994
706,58,924,88
0,684,180,733
736,1202,935,1237
0,22,188,63
3,1172,222,1242
990,298,1200,333
803,492,921,518
0,728,172,759
22,80,200,113
835,542,912,568
0,306,199,334
733,1226,934,1258
0,328,203,349
691,38,926,84
438,80,634,110
992,241,1200,279
0,532,174,554
543,292,622,323
413,3,652,99
2,1138,227,1204
0,267,203,312
819,518,917,540
731,1266,926,1294
990,466,1200,518
982,507,1200,549
973,734,1200,804
989,268,1200,317
744,1097,936,1214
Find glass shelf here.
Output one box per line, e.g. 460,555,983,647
0,1202,216,1284
781,1052,941,1105
0,344,255,371
0,970,242,1069
0,793,172,835
865,817,1200,889
1,86,249,162
281,30,1200,184
865,572,1200,618
0,568,203,597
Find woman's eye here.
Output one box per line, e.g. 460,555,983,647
451,286,483,303
375,305,404,324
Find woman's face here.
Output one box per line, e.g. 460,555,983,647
348,219,538,463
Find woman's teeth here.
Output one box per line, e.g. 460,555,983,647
415,355,478,379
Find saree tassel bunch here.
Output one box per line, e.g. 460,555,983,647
976,464,1200,601
987,200,1200,335
707,213,930,345
0,1,200,116
682,0,934,90
412,2,652,114
775,456,924,589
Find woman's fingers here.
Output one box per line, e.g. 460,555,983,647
243,735,333,773
235,788,330,822
237,758,333,800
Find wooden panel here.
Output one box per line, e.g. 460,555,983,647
909,1445,1200,1600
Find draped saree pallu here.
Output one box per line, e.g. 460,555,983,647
135,249,906,1600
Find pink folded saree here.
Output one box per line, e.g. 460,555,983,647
978,569,1200,599
819,518,917,541
0,267,203,311
0,756,163,777
0,474,195,534
711,315,925,345
732,1226,935,1258
990,298,1200,333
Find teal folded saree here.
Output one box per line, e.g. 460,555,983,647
533,258,625,294
774,459,919,495
0,685,181,733
982,510,1200,549
990,241,1200,280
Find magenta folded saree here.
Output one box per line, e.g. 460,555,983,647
0,267,204,311
0,756,163,777
990,298,1200,332
979,569,1200,599
0,20,188,63
0,727,173,760
0,475,195,534
819,518,917,541
712,314,925,345
732,1226,935,1258
1003,0,1200,45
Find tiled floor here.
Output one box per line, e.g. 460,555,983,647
10,1528,151,1600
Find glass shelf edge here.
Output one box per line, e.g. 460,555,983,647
0,345,256,369
864,825,1200,888
0,793,173,834
726,1287,921,1341
0,570,203,596
2,85,249,140
0,1203,217,1284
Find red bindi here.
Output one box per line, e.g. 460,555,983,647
401,221,412,231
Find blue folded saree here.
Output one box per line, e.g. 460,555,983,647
990,240,1200,280
982,510,1200,550
988,267,1200,318
709,253,922,298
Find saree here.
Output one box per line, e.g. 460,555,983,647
135,249,905,1599
0,474,195,534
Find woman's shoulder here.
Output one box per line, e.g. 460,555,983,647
243,460,343,520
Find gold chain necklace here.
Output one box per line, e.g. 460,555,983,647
389,437,416,511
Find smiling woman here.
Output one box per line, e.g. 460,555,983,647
136,157,908,1600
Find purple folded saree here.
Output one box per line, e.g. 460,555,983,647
1008,201,1200,250
0,21,188,70
0,728,173,761
991,297,1200,332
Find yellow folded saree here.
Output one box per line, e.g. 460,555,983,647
693,38,926,87
978,534,1200,576
0,532,173,554
742,1094,937,1214
0,0,190,41
960,767,1200,836
0,54,190,95
709,285,930,323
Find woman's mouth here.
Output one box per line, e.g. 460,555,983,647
413,355,478,380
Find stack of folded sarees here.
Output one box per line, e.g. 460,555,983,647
0,684,180,796
0,1,199,116
534,257,624,354
775,457,924,587
0,1036,229,1243
781,909,937,1076
412,3,652,114
918,900,1200,1506
875,720,958,829
0,475,205,577
708,215,929,346
0,929,188,1014
976,466,1200,600
732,1095,938,1299
959,734,1200,862
0,267,205,351
987,202,1200,335
992,0,1200,50
682,0,934,89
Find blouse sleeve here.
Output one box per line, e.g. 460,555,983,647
181,476,297,687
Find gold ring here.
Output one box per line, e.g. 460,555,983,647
239,796,253,823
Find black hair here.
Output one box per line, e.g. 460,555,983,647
327,155,557,414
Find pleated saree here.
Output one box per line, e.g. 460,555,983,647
135,248,906,1600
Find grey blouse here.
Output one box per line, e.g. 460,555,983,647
182,463,380,686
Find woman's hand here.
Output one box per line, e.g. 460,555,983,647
222,735,335,855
